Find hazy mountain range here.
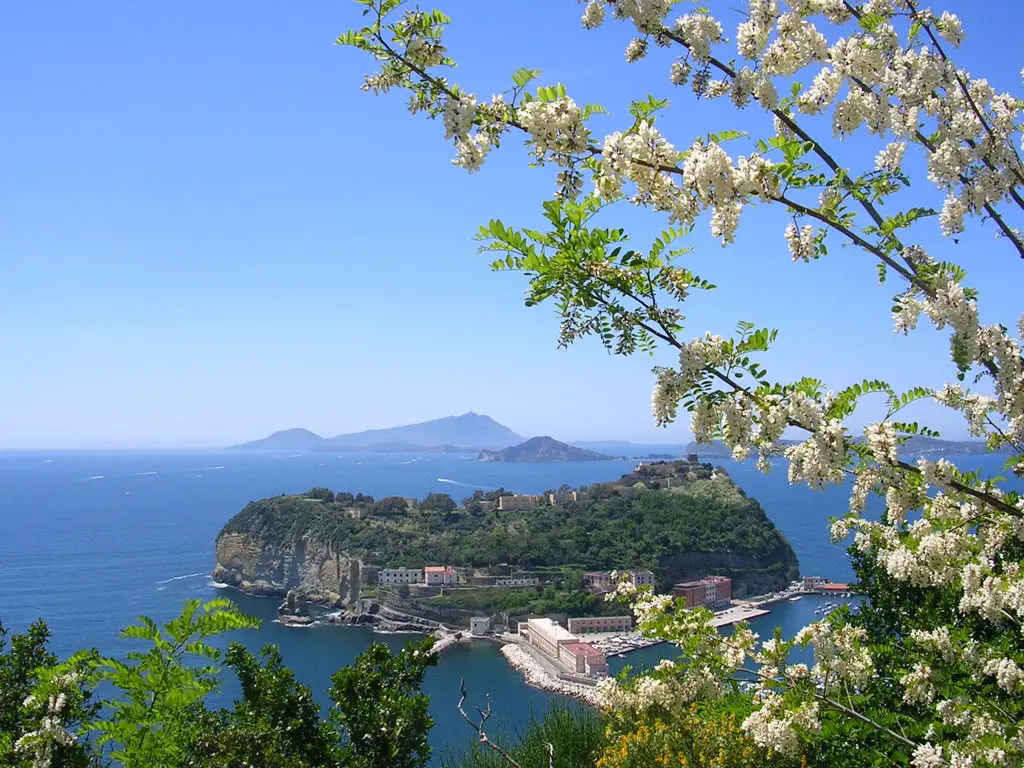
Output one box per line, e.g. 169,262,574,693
229,414,993,459
228,412,524,453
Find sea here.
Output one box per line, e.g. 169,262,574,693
0,448,1017,763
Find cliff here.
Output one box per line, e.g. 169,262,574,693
212,533,362,606
212,460,799,608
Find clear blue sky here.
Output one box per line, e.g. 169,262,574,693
1,1,1021,449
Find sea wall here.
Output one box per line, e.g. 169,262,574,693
212,532,361,606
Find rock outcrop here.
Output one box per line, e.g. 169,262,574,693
212,533,362,606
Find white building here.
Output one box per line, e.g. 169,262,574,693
470,617,490,636
495,576,540,587
424,566,458,586
520,618,578,658
378,568,423,585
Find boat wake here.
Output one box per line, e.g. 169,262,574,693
155,571,208,585
84,475,105,481
437,478,488,489
135,471,158,476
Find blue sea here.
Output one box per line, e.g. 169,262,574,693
0,448,1016,762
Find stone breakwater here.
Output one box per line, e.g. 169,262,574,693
499,644,604,706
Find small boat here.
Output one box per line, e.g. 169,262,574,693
788,596,802,602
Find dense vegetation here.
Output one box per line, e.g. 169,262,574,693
219,466,798,588
0,600,437,768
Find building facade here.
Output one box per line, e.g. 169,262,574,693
673,575,732,609
497,494,542,511
519,618,577,658
378,568,423,585
802,576,828,589
583,570,655,590
548,491,579,505
558,642,608,676
469,617,490,636
424,566,458,586
495,576,540,587
567,615,632,634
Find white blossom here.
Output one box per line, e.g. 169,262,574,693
936,11,965,47
625,37,648,63
982,657,1024,694
581,0,606,29
913,743,947,768
785,222,816,262
875,141,907,173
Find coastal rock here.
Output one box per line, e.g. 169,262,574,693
212,533,362,606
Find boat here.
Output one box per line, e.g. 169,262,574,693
788,596,803,602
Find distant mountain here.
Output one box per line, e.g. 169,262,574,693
320,412,522,452
478,436,614,462
229,413,523,453
228,428,326,451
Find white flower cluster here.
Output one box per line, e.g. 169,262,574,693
784,222,816,261
672,13,724,63
742,694,821,756
15,673,81,768
901,662,936,705
517,97,591,161
795,620,874,687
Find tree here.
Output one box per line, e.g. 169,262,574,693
306,487,335,503
184,643,337,768
343,2,1024,765
375,495,411,517
421,492,456,513
329,637,437,768
0,620,97,768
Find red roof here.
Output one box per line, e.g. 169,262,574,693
424,566,446,572
561,642,606,660
822,583,849,590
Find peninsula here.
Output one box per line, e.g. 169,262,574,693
212,459,799,631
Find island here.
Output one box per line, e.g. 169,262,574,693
212,460,800,632
477,436,614,462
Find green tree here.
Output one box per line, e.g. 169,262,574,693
421,492,457,513
329,637,438,768
0,620,97,768
306,487,335,503
184,643,337,768
89,599,260,768
375,496,411,517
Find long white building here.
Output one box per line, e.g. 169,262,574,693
378,568,423,585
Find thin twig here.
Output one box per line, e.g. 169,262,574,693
457,679,524,768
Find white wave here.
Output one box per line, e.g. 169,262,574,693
400,460,414,465
209,581,230,589
44,459,52,463
84,475,104,481
202,466,225,471
136,471,158,476
155,571,208,585
437,478,488,489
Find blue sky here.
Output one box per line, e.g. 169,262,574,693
1,1,1021,449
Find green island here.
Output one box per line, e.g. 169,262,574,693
213,460,799,626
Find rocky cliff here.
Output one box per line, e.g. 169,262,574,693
212,533,362,606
